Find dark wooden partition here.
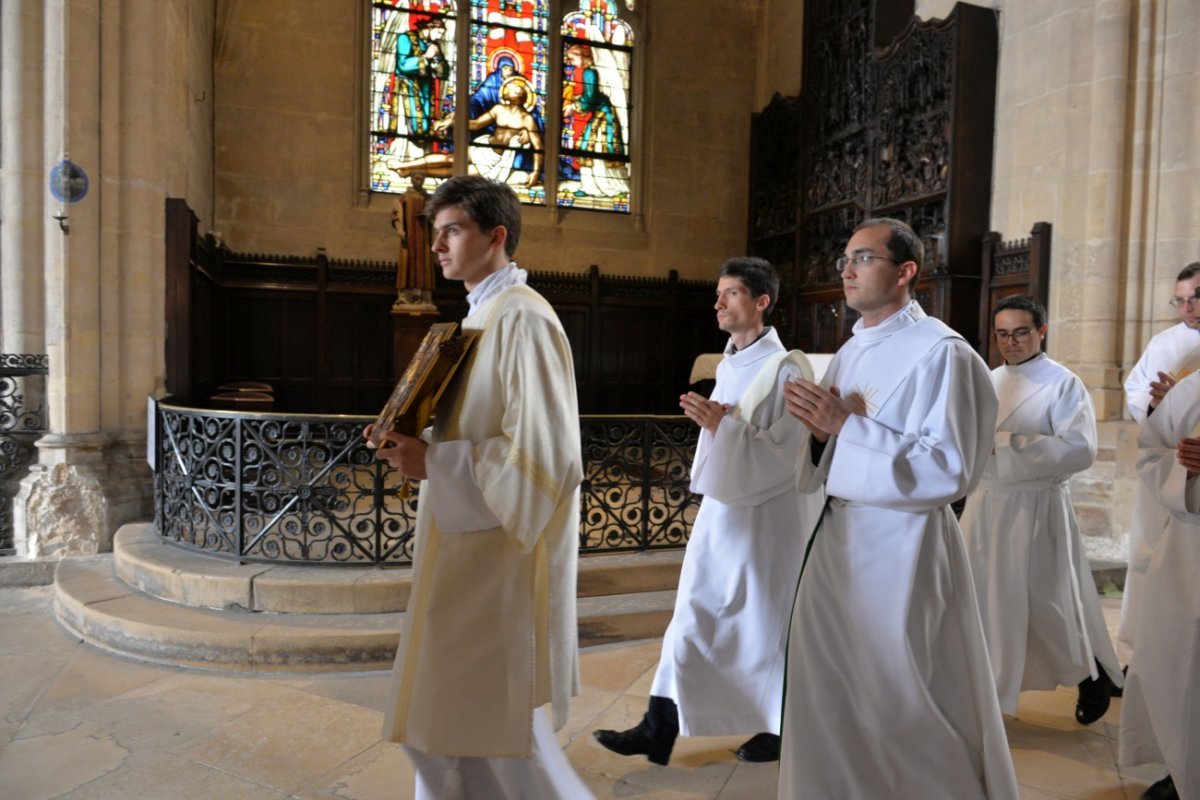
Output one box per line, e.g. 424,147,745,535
979,222,1053,367
165,199,725,415
748,1,999,353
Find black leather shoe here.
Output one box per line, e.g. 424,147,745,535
1076,665,1114,725
1142,775,1179,800
592,726,673,766
735,732,780,762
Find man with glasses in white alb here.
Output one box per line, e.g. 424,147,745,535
779,218,1018,799
1117,262,1200,675
960,295,1123,728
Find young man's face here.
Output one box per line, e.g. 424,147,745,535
714,275,768,336
1173,276,1200,329
840,224,912,320
431,205,504,289
993,308,1046,365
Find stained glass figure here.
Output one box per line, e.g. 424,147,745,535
560,3,633,212
463,0,551,204
370,1,459,194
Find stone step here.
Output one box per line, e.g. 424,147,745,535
577,590,676,646
55,556,400,672
113,522,684,614
53,554,677,672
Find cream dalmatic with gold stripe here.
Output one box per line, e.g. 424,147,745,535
383,274,583,760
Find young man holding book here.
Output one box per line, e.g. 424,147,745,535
369,176,591,799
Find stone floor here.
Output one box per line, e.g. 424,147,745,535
0,586,1167,799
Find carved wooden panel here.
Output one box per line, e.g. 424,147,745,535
749,1,998,353
165,202,727,416
979,222,1053,368
749,94,801,243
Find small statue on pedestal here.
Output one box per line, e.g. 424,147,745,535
392,171,437,312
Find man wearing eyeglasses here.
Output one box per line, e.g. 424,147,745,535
959,295,1123,729
779,218,1018,798
1117,262,1200,672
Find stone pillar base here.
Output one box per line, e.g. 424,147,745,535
14,433,152,558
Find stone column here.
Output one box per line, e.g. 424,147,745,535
1103,0,1200,554
14,0,155,557
1,1,51,553
0,0,47,355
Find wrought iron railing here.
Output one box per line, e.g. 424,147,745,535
154,402,701,565
579,416,698,551
1,354,49,555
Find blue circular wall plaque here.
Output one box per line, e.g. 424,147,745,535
49,160,89,203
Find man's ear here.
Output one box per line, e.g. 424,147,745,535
489,225,509,252
755,294,771,314
896,260,919,288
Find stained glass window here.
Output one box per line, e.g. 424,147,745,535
559,1,633,212
368,0,636,214
370,1,458,194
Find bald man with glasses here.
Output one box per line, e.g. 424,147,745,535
1118,262,1200,672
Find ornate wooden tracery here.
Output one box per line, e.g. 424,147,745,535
749,1,999,353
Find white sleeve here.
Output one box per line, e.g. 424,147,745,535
825,341,998,511
691,363,807,506
1125,340,1158,423
422,439,503,533
1137,384,1200,517
994,377,1097,481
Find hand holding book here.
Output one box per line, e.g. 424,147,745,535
365,322,479,491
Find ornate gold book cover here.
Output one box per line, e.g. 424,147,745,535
368,322,479,446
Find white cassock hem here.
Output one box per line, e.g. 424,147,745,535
403,706,594,800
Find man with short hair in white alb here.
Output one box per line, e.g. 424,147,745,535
780,217,1018,799
1117,261,1200,671
960,294,1123,727
369,176,592,800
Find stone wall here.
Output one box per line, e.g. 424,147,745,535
212,0,759,280
754,0,805,109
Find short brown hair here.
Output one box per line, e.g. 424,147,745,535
423,176,522,258
1177,262,1200,282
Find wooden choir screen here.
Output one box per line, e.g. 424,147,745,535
748,1,999,354
165,200,725,416
978,222,1053,368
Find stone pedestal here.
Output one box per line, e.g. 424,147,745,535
391,306,441,381
14,433,152,558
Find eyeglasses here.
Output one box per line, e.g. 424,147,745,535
994,328,1034,343
1169,296,1199,309
835,253,894,273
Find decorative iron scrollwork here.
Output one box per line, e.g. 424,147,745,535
155,405,702,565
156,407,418,564
579,417,700,551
